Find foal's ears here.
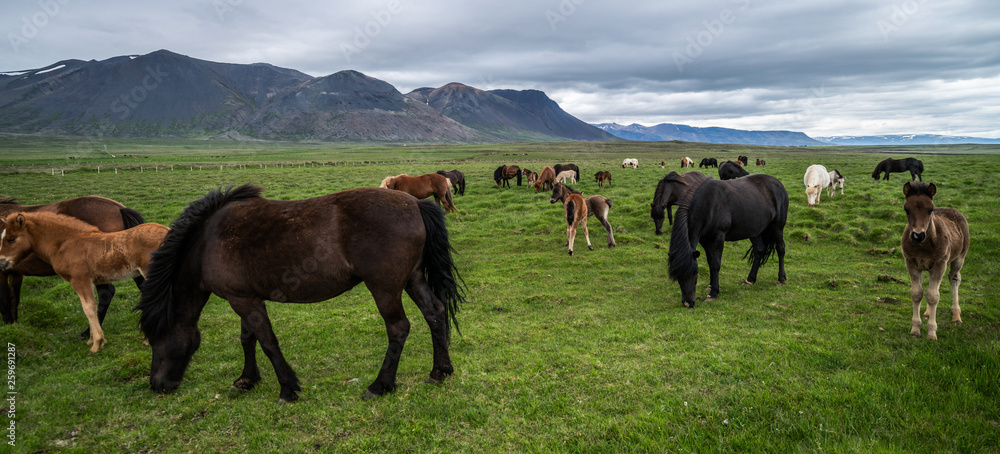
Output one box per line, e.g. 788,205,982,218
1,213,25,229
927,183,937,198
902,182,912,197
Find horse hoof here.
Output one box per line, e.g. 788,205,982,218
776,281,786,286
362,390,381,400
683,301,693,308
704,296,716,302
588,245,594,250
742,280,754,286
568,250,574,256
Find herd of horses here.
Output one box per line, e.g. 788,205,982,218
0,153,967,403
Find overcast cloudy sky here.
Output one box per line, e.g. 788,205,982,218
3,0,999,138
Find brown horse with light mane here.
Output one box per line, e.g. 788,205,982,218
0,196,146,329
381,173,457,213
0,212,168,352
901,181,969,340
549,183,617,253
548,184,591,255
534,166,556,193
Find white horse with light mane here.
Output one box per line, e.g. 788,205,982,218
803,164,831,207
554,170,577,184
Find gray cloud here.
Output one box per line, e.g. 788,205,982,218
2,0,999,137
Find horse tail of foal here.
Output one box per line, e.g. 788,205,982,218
119,206,147,229
137,183,263,340
417,199,466,340
565,199,576,226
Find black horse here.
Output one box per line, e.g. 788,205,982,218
871,157,923,181
494,165,522,188
650,170,710,235
699,158,718,168
553,163,581,182
737,155,749,166
718,161,749,180
668,174,788,308
436,169,466,195
136,184,465,403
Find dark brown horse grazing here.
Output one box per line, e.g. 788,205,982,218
756,158,766,167
534,166,556,193
650,170,710,235
381,173,457,214
901,182,969,340
668,174,788,308
136,184,465,403
550,183,616,250
0,212,168,352
594,171,612,189
0,196,145,331
872,157,924,181
436,169,466,196
494,165,522,188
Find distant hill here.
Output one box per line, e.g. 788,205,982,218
406,83,617,142
815,134,1000,145
594,122,825,146
0,50,610,143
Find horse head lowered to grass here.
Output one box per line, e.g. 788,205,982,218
136,184,466,403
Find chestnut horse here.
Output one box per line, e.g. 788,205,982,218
650,170,710,234
550,183,616,250
436,169,466,196
136,184,465,402
381,173,457,214
493,165,522,188
901,182,969,340
0,212,168,352
534,166,556,193
594,171,612,189
548,184,591,255
0,196,145,333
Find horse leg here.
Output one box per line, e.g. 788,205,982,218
597,211,616,248
703,235,725,300
567,222,577,255
948,257,964,324
924,267,946,340
581,217,593,251
775,231,787,285
232,317,263,391
227,297,301,403
81,283,116,339
907,267,925,337
365,283,410,399
0,272,16,323
404,271,454,384
745,236,765,285
70,279,105,352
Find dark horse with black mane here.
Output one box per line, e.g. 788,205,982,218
718,160,749,180
650,170,710,235
0,196,145,333
136,184,465,403
436,169,466,196
553,163,581,182
872,157,923,181
494,165,522,188
668,174,788,308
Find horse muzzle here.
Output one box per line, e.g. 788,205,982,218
910,231,926,243
0,257,12,271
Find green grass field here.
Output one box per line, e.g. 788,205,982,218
0,138,997,453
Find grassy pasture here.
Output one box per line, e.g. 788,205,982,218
0,139,997,453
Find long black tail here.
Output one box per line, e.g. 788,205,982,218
119,206,146,229
136,183,263,340
416,199,466,340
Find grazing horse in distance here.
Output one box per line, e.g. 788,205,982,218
718,161,749,180
594,170,612,189
523,169,538,185
803,164,831,207
872,157,923,181
699,157,718,168
534,166,556,193
660,161,666,169
0,196,146,331
681,157,694,168
756,158,766,167
436,169,466,196
650,170,710,234
553,164,580,182
381,173,457,213
0,212,168,352
493,165,523,188
668,175,789,308
901,182,969,340
555,170,578,185
827,169,845,197
622,158,638,169
737,155,749,166
136,184,466,402
550,183,616,250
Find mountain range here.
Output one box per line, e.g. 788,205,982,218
814,135,1000,146
0,50,614,143
593,122,825,146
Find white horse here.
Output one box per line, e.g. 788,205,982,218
803,164,831,207
554,170,578,184
621,158,638,169
827,169,845,197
